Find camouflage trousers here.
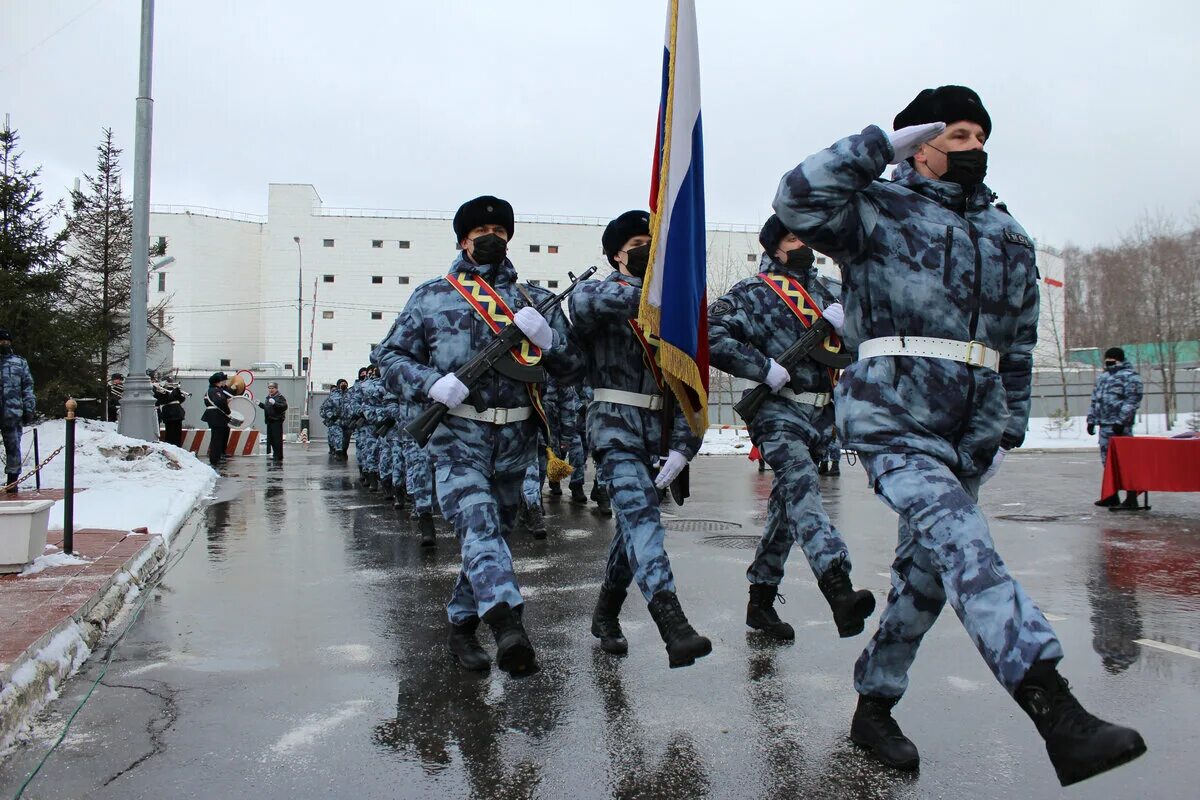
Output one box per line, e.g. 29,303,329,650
2,424,22,473
356,429,381,472
825,429,841,465
401,434,434,515
382,427,404,487
326,424,347,452
598,451,676,602
1098,424,1131,465
436,462,525,624
565,434,586,490
522,447,547,508
855,452,1064,699
748,430,850,585
378,427,395,480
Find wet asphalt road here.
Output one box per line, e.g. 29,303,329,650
1,448,1198,799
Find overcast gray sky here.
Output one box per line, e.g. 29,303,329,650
3,0,1197,248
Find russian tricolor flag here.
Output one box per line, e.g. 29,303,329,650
640,0,709,433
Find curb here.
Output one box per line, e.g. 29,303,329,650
0,535,168,753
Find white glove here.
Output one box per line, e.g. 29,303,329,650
981,448,1008,485
821,302,845,334
887,122,946,164
514,306,553,350
429,373,470,408
765,359,790,393
654,450,688,489
267,398,276,404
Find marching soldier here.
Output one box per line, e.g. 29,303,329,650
346,367,373,484
320,378,351,456
569,210,710,669
376,195,583,677
774,84,1145,785
1,328,36,493
708,214,875,641
546,378,587,504
398,396,437,546
1087,347,1144,508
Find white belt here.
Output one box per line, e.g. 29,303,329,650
857,336,1001,371
777,388,832,407
446,405,532,425
593,388,664,410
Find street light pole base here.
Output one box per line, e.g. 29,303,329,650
116,375,161,442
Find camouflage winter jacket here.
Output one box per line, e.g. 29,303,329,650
774,125,1040,476
1087,362,1143,427
568,271,703,462
708,253,839,445
375,254,583,475
0,352,35,426
358,377,393,425
319,388,349,425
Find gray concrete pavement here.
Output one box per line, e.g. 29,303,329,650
1,448,1197,799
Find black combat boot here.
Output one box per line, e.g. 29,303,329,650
590,582,629,655
1094,493,1120,507
447,617,491,671
1119,491,1140,510
757,458,767,473
746,583,795,640
818,460,829,475
393,484,407,510
548,480,562,497
818,560,876,637
417,513,436,548
367,472,380,492
379,476,394,499
483,602,539,677
591,482,612,518
850,694,920,771
525,504,547,540
569,483,588,504
647,590,712,668
1016,661,1146,786
5,473,18,494
828,461,841,476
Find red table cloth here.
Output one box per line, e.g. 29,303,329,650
1100,436,1200,499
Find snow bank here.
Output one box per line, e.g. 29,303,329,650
19,551,90,577
25,419,216,542
696,413,1194,456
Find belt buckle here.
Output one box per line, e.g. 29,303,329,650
648,395,664,411
816,392,831,406
490,408,508,425
964,340,987,367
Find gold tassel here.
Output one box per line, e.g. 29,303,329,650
546,446,574,482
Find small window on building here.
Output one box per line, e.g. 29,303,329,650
747,254,756,262
529,279,541,287
157,272,166,292
220,358,231,367
323,274,335,283
548,245,559,254
529,245,541,253
322,310,334,319
321,342,333,352
323,239,335,248
284,363,293,371
371,311,383,320
372,239,383,248
548,280,559,288
302,356,309,372
397,240,410,249
371,276,383,284
153,235,167,256
398,276,410,285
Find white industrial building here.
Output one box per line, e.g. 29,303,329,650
148,183,1066,389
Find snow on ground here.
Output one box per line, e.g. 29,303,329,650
698,413,1196,456
19,551,90,577
23,419,216,542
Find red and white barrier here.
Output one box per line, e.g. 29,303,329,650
163,428,260,456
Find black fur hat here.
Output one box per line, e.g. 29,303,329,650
894,85,991,137
602,210,651,267
452,195,515,243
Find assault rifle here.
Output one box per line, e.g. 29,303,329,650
372,417,397,438
406,266,597,447
732,318,852,425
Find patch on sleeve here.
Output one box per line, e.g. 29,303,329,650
708,298,736,317
1003,230,1034,249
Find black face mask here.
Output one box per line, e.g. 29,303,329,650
470,233,508,266
1104,360,1118,369
939,149,988,190
624,244,650,278
782,246,815,271
0,344,11,356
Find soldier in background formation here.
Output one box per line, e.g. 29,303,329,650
774,83,1144,785
1,327,36,494
150,369,189,448
1088,346,1144,508
320,378,351,457
201,371,233,467
708,214,875,643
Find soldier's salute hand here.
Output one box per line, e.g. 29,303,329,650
887,122,946,164
514,307,553,350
